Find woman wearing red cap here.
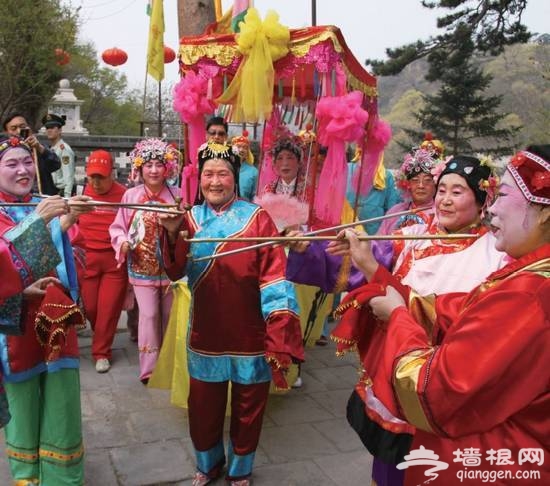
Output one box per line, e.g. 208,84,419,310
345,145,550,485
78,149,128,373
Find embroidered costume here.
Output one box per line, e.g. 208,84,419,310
287,155,507,486
381,243,550,485
162,141,303,482
109,183,177,381
0,213,60,428
110,137,181,382
0,196,84,485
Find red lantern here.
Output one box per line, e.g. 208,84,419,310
55,48,70,66
101,47,128,67
163,46,176,64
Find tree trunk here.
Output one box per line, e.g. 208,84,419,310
177,0,216,37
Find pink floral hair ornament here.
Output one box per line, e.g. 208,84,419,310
270,129,304,162
129,138,181,180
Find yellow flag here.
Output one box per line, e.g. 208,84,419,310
147,0,164,82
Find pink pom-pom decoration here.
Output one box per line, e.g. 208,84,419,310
351,118,392,196
173,71,219,204
172,71,217,123
314,91,369,225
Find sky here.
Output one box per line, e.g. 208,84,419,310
73,0,549,89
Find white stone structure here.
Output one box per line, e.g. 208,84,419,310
43,79,89,135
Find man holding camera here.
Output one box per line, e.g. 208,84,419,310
43,113,75,197
2,112,61,195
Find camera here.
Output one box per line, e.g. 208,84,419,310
19,128,30,139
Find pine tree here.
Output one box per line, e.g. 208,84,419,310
368,0,530,76
406,32,519,155
372,3,528,156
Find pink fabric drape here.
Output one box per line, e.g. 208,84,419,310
315,91,369,225
351,119,392,196
173,71,218,203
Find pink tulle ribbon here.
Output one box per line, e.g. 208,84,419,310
173,71,218,203
351,118,392,196
315,91,369,225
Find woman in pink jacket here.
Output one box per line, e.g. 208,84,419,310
110,138,181,383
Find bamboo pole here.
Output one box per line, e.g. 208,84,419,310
187,234,478,244
189,206,433,263
0,201,189,215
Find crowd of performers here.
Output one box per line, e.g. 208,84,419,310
0,120,547,486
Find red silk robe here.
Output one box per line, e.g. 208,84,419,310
381,243,550,485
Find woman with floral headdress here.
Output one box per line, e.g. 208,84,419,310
110,138,181,384
376,148,438,235
287,155,509,486
347,146,550,485
262,133,313,202
158,140,303,486
258,131,330,386
0,135,92,485
255,129,315,233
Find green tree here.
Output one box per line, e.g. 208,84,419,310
410,33,519,155
483,40,550,146
0,0,79,127
369,2,531,156
368,0,530,76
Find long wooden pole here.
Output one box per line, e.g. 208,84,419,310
32,148,43,195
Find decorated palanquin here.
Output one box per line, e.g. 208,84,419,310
158,12,384,398
177,25,377,111
174,15,381,229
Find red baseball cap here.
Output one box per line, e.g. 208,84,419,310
86,150,113,177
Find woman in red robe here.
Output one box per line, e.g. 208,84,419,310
344,145,550,485
159,141,304,486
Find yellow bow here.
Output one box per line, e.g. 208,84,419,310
216,8,290,122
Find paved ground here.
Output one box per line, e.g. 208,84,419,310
0,319,373,485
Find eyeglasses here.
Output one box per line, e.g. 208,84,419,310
208,130,227,137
